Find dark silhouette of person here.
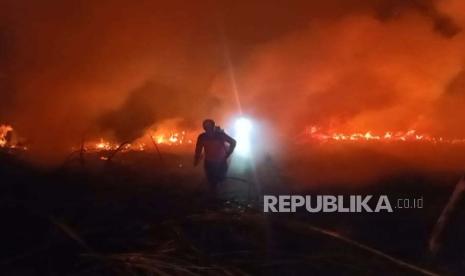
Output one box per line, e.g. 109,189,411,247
194,119,236,195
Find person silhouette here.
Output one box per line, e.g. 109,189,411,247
194,119,236,196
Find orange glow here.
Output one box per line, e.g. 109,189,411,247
95,138,115,151
85,139,135,152
83,129,194,153
305,126,462,144
0,124,28,150
150,130,193,146
0,124,13,147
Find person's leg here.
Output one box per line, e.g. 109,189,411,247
218,160,228,182
204,161,219,199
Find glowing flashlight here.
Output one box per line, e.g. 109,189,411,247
234,117,253,157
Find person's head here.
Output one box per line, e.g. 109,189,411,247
202,119,215,133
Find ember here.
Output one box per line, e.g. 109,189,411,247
151,131,193,146
305,126,465,144
81,130,194,153
0,124,27,150
0,124,13,147
84,139,141,152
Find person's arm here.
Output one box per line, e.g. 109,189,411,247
223,133,236,159
194,134,204,166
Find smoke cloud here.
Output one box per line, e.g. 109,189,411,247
0,0,465,163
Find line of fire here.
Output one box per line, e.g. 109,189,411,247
4,1,465,275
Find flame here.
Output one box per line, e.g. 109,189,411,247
85,138,135,152
0,124,28,150
82,129,194,153
0,124,13,147
95,138,115,150
305,126,465,144
151,130,193,146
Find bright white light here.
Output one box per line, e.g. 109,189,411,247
234,117,253,157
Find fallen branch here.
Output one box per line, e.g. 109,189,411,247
429,176,465,254
149,135,164,165
181,212,439,276
106,141,131,163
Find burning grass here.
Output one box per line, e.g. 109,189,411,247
81,130,195,153
0,124,13,147
304,126,465,144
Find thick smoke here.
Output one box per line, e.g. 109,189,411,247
374,0,461,37
97,81,220,142
0,0,465,163
211,0,465,136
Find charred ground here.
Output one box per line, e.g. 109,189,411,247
1,145,465,275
